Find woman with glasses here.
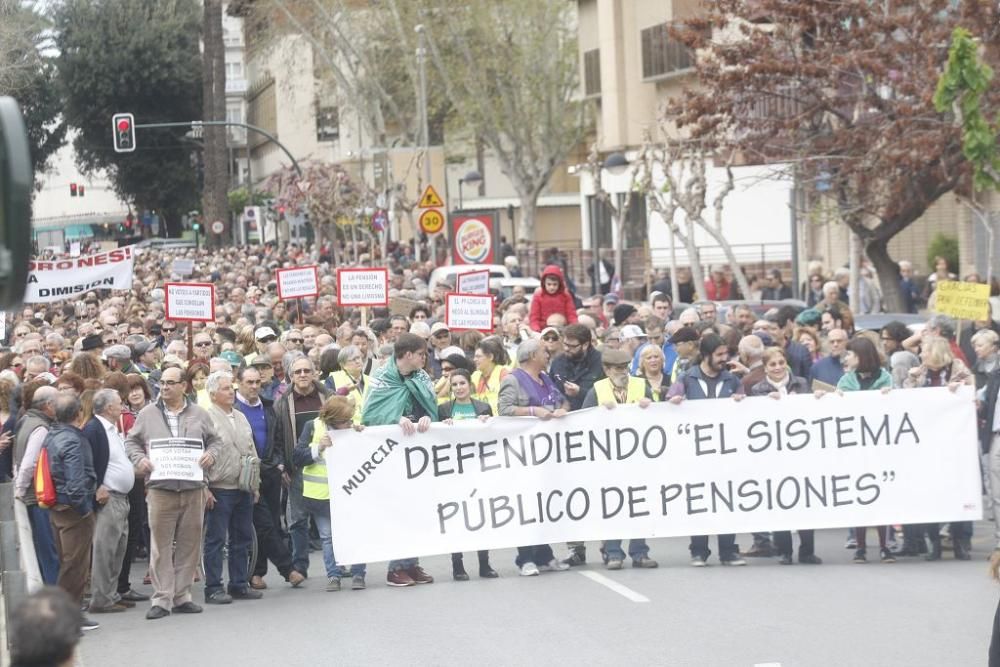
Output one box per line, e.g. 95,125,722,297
439,368,498,580
327,346,369,424
293,396,368,591
471,338,511,416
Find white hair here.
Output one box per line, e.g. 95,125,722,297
205,370,233,396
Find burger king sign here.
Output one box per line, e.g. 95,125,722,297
451,212,497,265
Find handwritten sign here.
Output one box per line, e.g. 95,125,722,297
171,258,195,277
276,265,319,300
164,282,216,322
445,293,494,332
148,438,204,482
337,268,389,307
457,269,490,295
935,280,990,321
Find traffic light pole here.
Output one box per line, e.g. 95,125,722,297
133,120,303,178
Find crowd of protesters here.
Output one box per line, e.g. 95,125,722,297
1,239,994,632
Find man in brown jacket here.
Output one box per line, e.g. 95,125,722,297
125,366,222,620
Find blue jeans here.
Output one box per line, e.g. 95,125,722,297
603,539,649,561
27,504,60,585
308,503,365,579
388,557,418,572
204,489,254,595
288,473,311,575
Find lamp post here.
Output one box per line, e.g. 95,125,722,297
592,152,629,296
458,169,483,210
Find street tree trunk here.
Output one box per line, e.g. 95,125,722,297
865,238,903,313
201,0,228,246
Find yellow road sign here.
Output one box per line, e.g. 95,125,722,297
418,185,444,208
419,208,445,235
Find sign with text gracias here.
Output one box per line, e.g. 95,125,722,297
325,387,981,564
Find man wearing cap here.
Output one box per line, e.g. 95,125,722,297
667,334,747,567
540,326,563,362
620,324,647,361
665,326,700,382
81,334,104,359
427,322,451,379
104,345,137,374
581,348,658,570
249,326,278,364
612,303,640,328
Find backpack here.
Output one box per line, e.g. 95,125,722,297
34,447,56,509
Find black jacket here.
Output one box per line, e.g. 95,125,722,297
81,417,110,489
438,398,493,420
44,423,96,516
273,381,331,476
235,395,284,473
550,347,605,412
980,368,1000,454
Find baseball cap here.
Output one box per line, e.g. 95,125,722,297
540,326,560,339
410,322,432,339
603,294,620,304
255,326,277,341
430,322,450,335
620,325,648,340
221,350,243,367
103,344,132,360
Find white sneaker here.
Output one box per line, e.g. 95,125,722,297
519,562,540,576
539,558,570,572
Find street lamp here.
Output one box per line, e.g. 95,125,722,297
458,169,482,210
603,152,629,175
591,153,629,295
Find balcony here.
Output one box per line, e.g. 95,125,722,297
226,78,248,94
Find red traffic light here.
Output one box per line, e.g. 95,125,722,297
70,183,77,196
117,119,131,132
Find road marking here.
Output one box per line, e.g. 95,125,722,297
753,663,782,666
577,571,650,603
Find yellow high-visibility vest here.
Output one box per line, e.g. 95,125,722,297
471,365,507,415
330,370,369,424
302,419,330,501
593,376,647,406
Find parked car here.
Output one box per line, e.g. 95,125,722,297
854,313,926,334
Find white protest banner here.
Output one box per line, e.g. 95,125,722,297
445,293,494,332
171,258,195,277
23,246,135,303
277,265,319,300
337,267,389,306
148,438,204,483
165,282,216,322
456,269,490,295
326,387,981,565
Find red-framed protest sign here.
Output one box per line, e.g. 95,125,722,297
164,282,216,322
445,293,495,332
276,265,320,300
337,267,389,307
456,269,490,295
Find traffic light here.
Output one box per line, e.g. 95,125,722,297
192,222,200,232
79,185,85,197
112,112,136,153
70,182,77,197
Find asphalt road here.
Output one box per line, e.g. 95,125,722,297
77,524,999,667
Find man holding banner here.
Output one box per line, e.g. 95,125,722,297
361,333,439,587
668,333,748,567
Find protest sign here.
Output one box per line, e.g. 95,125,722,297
457,269,490,295
326,387,981,565
276,265,320,300
148,438,204,483
935,280,990,321
445,293,494,332
171,258,195,277
164,282,216,322
337,268,389,306
23,246,135,303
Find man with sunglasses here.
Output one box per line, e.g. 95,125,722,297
191,333,215,363
282,329,305,352
581,348,658,570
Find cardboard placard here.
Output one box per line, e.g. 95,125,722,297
276,265,320,300
337,268,389,307
445,293,494,332
934,280,990,321
164,282,216,322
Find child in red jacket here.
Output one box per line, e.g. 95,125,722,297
529,265,578,332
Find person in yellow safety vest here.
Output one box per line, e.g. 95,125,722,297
327,346,369,424
580,347,660,571
291,395,367,592
471,337,511,416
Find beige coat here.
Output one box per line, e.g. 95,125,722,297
205,404,258,491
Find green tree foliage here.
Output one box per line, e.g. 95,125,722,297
53,0,203,236
927,233,959,276
0,1,66,183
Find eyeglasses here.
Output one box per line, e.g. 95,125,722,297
259,336,276,343
605,363,629,371
292,368,313,375
194,341,213,347
12,363,23,369
433,332,450,339
563,341,583,351
542,335,560,342
287,338,304,344
161,379,183,386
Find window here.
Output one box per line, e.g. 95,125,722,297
225,61,243,79
246,80,276,148
583,49,601,97
641,23,694,79
316,106,339,142
588,193,648,249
